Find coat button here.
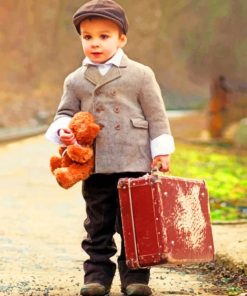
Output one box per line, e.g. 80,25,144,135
115,124,121,130
95,90,101,96
111,89,116,96
114,106,120,113
98,123,105,129
95,106,104,113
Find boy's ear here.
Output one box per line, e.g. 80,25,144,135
119,34,127,48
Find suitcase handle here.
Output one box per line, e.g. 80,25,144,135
151,160,168,176
151,161,171,176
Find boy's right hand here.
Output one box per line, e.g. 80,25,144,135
59,128,76,146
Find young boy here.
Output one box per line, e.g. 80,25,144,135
45,0,175,295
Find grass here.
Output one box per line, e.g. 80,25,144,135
171,141,247,221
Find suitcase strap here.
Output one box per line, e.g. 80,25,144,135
128,178,142,269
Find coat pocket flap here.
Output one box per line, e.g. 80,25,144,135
131,118,149,129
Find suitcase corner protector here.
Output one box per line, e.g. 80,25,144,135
117,178,127,189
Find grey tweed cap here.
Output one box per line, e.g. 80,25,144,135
73,0,128,34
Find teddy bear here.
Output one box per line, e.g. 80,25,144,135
50,111,100,189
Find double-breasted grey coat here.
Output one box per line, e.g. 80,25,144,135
54,54,172,173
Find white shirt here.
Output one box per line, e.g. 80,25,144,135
83,48,124,75
45,49,175,156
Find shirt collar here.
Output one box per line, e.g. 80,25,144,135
82,48,124,67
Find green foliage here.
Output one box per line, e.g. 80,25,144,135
172,142,247,221
227,286,242,296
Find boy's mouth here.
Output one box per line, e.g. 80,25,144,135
91,52,102,56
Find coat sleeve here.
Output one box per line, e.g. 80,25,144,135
138,66,172,140
54,74,81,120
45,116,72,144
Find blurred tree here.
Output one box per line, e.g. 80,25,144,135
0,0,247,127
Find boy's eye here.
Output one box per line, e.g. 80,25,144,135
83,35,91,40
100,34,109,40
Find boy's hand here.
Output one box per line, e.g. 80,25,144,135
151,155,170,172
59,128,76,146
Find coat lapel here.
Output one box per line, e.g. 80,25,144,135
96,66,121,89
83,54,129,89
84,65,102,85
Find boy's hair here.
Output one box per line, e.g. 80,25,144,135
73,0,128,35
79,16,124,35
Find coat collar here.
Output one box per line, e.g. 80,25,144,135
83,54,128,89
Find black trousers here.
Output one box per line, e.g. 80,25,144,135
82,173,150,288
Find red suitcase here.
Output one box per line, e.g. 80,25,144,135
117,173,214,269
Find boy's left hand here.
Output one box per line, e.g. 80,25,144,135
151,155,170,172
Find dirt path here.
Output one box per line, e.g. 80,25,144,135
0,135,240,296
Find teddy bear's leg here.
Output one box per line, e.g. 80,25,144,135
50,156,62,174
67,145,93,163
54,161,93,189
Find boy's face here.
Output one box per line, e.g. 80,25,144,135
80,18,127,64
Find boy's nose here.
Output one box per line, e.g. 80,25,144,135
91,39,100,48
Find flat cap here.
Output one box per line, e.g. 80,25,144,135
73,0,128,35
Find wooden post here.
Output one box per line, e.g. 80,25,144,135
208,76,229,138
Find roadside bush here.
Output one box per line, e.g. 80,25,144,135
171,142,247,221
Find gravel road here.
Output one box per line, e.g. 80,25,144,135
0,135,245,296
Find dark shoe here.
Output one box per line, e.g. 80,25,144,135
80,283,110,296
122,283,152,295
